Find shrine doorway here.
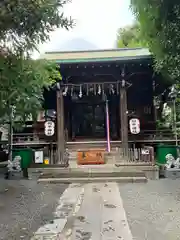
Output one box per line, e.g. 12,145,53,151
68,93,120,140
72,101,106,139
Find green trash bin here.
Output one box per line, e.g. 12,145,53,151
156,145,178,165
12,148,33,169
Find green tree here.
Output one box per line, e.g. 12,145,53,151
0,0,73,53
130,1,180,136
0,0,73,122
117,22,146,48
130,0,180,81
0,55,61,122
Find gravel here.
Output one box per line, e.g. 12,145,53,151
0,178,68,240
119,179,180,240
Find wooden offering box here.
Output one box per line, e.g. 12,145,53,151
77,149,105,165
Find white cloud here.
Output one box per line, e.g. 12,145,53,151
34,0,134,57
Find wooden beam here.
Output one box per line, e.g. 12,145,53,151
120,87,128,156
56,89,65,164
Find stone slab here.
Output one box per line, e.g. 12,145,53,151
31,183,84,240
71,183,102,239
37,177,147,184
70,182,133,240
34,219,67,236
101,182,133,240
31,182,133,239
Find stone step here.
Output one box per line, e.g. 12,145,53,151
38,176,147,183
67,142,121,150
39,170,145,179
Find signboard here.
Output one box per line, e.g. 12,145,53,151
141,149,150,155
77,150,105,165
35,151,43,163
44,121,55,136
129,118,140,134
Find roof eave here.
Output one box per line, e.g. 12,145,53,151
54,55,152,64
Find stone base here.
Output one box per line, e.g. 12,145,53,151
142,166,159,180
164,169,180,179
115,165,159,180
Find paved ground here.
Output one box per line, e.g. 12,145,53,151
119,179,180,240
69,182,132,240
1,177,180,240
0,178,68,240
31,182,132,239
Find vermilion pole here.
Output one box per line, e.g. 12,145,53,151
105,99,111,153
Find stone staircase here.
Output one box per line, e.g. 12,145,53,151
66,140,121,151
29,141,159,183
35,141,150,183
37,167,147,183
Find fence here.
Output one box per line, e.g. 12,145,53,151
30,144,154,167
116,146,155,165
42,145,69,167
13,132,47,143
11,129,178,144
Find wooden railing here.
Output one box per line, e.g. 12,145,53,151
13,132,45,142
128,129,175,140
1,129,177,145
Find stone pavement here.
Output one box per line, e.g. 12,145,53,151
0,179,67,240
119,179,180,240
32,182,133,240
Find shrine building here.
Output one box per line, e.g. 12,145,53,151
41,48,166,151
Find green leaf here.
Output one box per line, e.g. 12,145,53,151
117,22,147,48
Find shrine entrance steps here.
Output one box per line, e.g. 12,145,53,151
37,166,148,183
31,141,159,183
66,140,121,151
36,164,159,183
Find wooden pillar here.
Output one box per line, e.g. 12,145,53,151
56,89,65,164
120,87,128,156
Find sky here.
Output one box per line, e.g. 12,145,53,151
36,0,134,57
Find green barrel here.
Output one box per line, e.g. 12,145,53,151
156,145,178,164
12,148,33,169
